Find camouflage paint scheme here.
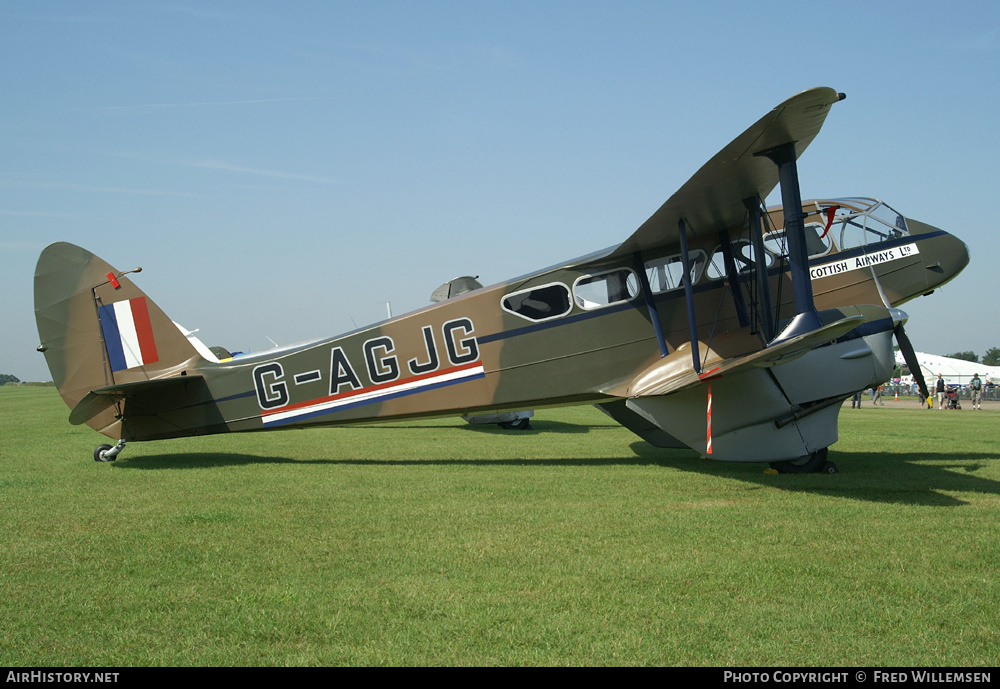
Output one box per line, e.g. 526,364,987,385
34,87,969,466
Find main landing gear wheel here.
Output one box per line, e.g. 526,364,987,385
768,448,837,474
499,418,532,430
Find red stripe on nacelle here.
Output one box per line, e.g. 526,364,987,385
706,383,713,455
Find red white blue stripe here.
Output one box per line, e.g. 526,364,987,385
98,297,160,372
261,360,485,426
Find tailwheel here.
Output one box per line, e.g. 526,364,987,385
769,448,832,474
93,439,126,462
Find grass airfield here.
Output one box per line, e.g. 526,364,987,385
1,386,998,666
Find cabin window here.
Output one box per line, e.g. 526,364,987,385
573,269,639,309
762,224,833,259
641,251,706,292
501,283,572,322
706,241,771,280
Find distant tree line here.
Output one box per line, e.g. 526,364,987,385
0,375,53,386
945,348,1000,366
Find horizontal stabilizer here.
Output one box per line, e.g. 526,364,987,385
69,375,205,426
628,313,865,398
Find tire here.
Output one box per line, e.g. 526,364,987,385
768,447,829,474
499,418,532,430
94,444,114,462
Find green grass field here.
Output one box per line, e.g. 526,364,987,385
1,386,998,666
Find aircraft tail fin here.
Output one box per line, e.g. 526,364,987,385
34,242,206,437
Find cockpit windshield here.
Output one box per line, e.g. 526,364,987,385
707,198,913,284
817,197,909,250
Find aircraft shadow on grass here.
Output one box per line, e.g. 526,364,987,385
629,443,1000,507
337,419,596,435
112,422,1000,507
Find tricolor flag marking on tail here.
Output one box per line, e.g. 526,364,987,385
98,297,160,372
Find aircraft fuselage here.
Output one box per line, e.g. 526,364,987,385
115,198,966,444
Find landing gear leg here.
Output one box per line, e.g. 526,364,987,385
768,447,837,474
94,439,126,462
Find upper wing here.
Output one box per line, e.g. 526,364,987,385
609,87,843,260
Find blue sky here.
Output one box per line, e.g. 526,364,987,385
3,0,998,382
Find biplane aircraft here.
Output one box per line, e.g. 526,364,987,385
34,87,968,472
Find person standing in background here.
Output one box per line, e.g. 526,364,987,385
969,373,983,410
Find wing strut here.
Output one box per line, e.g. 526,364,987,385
756,142,821,342
717,231,750,329
744,196,775,341
678,218,701,374
633,252,669,358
